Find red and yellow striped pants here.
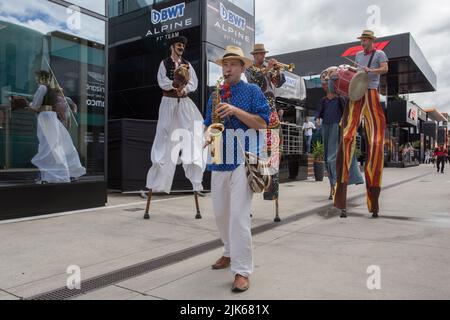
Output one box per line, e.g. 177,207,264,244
334,89,386,213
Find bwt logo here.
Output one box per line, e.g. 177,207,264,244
151,2,186,24
285,76,297,88
220,3,246,31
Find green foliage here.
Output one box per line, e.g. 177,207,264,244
312,141,324,162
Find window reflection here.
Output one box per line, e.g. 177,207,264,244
0,0,105,186
226,0,254,15
108,0,172,17
65,0,106,15
108,0,254,17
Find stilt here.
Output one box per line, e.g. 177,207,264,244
194,192,202,219
340,209,347,218
274,198,281,222
329,185,336,200
143,189,152,220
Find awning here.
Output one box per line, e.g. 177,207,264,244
424,108,447,122
272,33,436,96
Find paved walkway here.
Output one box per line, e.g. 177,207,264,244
0,165,449,300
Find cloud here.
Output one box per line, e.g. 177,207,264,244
256,0,450,114
0,0,105,44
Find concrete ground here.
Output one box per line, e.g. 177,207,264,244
0,165,449,300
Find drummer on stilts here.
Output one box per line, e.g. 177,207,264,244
334,30,388,218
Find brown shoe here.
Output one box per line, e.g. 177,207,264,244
232,274,249,293
211,256,230,270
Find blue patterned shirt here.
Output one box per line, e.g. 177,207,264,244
204,81,270,172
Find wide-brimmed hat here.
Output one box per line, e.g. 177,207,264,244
215,46,253,68
357,30,377,40
166,36,188,47
250,43,269,55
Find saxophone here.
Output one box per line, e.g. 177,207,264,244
204,76,226,165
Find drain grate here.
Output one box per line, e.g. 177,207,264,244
28,172,431,300
28,239,223,300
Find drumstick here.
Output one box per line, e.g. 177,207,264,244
344,57,367,70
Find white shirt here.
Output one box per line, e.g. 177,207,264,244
302,121,316,137
157,60,198,95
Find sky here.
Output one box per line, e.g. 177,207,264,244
255,0,450,114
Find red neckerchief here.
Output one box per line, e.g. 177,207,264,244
220,83,231,101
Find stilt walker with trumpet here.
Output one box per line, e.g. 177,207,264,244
205,46,270,293
144,36,205,220
245,44,290,222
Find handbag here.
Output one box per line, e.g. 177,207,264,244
228,116,272,193
244,151,272,193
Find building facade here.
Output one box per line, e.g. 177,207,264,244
0,0,108,219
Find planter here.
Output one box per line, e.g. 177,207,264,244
313,161,325,181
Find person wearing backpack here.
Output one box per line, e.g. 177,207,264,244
27,70,86,184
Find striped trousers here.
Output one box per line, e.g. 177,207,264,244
334,89,386,213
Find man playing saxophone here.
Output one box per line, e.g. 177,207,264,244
204,46,270,293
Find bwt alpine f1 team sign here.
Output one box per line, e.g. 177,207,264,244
145,0,200,40
206,0,255,56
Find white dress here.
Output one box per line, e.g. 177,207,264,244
146,61,206,193
30,85,86,183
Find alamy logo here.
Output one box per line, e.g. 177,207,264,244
151,2,186,24
220,3,246,31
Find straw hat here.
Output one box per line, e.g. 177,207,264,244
215,46,253,68
357,30,377,40
250,43,269,55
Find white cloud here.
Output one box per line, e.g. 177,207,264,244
256,0,450,114
0,0,105,44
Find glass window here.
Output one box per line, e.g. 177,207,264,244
227,0,254,15
0,0,106,186
208,61,223,87
66,0,106,15
108,0,172,17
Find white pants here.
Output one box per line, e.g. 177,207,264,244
212,165,253,278
32,111,86,183
146,96,206,193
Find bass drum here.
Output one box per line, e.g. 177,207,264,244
334,65,369,101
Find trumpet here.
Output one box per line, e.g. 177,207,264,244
263,60,295,73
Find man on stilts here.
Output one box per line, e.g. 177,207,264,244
334,30,388,218
144,36,205,220
245,44,285,222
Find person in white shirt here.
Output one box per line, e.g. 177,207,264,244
302,116,316,154
145,36,205,199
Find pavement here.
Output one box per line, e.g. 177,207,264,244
0,165,449,300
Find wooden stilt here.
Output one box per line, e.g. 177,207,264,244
274,198,281,222
143,189,152,220
194,192,202,219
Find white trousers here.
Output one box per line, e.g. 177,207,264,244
212,165,253,278
146,96,206,193
32,111,86,183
